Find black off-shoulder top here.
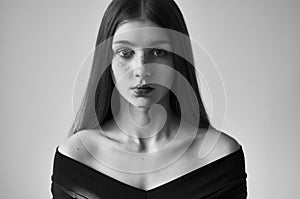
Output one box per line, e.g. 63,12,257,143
51,145,247,199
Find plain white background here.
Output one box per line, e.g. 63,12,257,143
1,0,299,198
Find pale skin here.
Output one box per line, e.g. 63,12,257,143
108,19,178,153
58,19,241,191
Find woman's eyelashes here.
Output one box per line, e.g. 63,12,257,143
150,48,168,57
115,48,169,59
116,48,134,58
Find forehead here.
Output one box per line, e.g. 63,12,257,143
112,20,171,48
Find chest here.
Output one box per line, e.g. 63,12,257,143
88,150,207,191
84,134,210,191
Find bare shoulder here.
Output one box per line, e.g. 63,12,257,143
196,127,241,159
215,129,241,154
57,129,99,162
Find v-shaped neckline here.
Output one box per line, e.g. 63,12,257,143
55,145,242,192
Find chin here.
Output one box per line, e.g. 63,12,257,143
130,99,154,109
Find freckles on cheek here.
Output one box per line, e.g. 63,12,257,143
113,59,130,73
112,59,131,86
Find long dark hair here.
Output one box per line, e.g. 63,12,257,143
68,0,211,136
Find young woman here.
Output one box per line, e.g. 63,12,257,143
51,0,247,198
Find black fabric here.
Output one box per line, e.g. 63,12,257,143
51,145,247,199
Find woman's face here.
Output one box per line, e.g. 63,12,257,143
111,20,174,108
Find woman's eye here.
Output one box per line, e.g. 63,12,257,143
150,49,167,57
118,49,134,58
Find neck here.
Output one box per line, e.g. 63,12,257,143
114,93,178,152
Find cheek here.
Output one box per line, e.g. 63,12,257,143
162,58,175,81
112,59,131,81
150,62,175,90
113,58,129,70
155,57,174,77
159,60,172,67
152,55,173,67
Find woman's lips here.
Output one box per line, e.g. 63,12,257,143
132,86,154,96
131,84,153,89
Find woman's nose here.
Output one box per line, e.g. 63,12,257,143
133,53,151,78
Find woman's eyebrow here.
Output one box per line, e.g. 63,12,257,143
112,40,171,46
